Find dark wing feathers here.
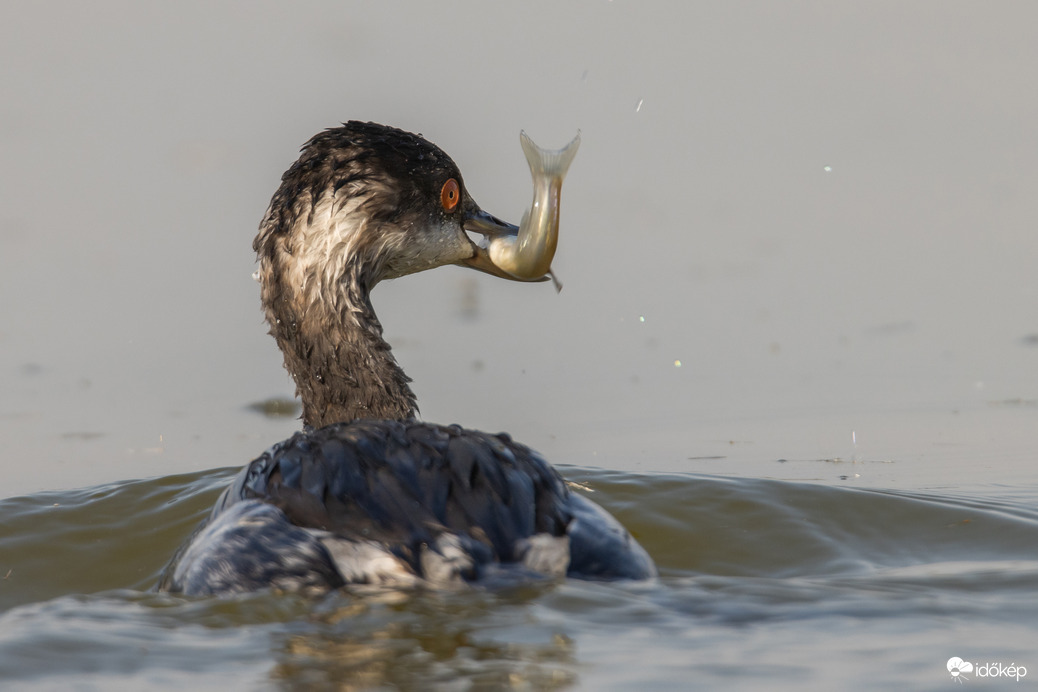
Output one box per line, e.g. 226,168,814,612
158,501,347,595
446,434,478,491
162,419,657,593
220,420,573,563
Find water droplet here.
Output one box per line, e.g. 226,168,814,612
823,165,832,173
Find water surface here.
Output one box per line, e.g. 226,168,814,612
1,466,1035,690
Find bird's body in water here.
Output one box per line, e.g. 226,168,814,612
160,122,655,595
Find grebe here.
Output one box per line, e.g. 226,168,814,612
159,122,656,595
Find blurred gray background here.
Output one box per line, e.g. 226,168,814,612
1,2,1035,496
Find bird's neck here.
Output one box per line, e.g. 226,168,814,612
262,268,417,429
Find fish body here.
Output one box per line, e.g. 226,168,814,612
488,131,580,281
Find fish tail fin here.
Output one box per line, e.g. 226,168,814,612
520,130,581,180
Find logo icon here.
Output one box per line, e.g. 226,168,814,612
948,657,973,683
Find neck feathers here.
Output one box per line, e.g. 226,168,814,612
254,191,418,428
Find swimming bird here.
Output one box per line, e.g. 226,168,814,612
159,122,656,595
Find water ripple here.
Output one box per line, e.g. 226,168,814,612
0,467,1036,689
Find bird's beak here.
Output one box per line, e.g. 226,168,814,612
460,207,549,282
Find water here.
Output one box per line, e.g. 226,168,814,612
2,2,1037,689
0,466,1035,690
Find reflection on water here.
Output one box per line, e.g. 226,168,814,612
0,467,1035,690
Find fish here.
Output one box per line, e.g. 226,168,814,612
486,131,580,288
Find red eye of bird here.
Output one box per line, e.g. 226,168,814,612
440,178,460,212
